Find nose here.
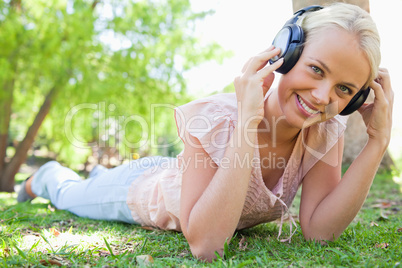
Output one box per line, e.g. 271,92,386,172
310,85,331,106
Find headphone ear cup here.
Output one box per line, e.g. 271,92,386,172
270,5,323,74
269,24,304,74
339,87,370,116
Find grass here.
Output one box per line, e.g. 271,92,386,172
0,169,401,267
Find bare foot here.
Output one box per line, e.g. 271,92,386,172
25,176,37,198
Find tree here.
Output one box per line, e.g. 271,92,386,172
291,0,394,169
0,0,227,192
292,0,370,12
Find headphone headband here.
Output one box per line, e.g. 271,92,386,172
286,5,323,25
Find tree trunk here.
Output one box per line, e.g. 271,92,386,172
291,0,394,170
0,78,14,176
292,0,369,12
0,86,60,192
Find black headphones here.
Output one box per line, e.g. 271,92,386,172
269,5,370,116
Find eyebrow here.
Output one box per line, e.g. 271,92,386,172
315,58,360,91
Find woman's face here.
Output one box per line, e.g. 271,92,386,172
277,27,371,128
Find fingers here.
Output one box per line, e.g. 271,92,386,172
258,57,284,79
241,46,282,75
369,68,394,109
377,68,394,103
241,46,274,73
369,79,384,101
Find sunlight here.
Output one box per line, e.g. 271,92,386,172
392,175,402,193
18,227,131,256
20,229,104,253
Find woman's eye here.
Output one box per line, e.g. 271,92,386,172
311,66,323,75
339,85,351,94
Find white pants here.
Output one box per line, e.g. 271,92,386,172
31,158,163,223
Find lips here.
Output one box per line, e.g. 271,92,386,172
296,95,320,115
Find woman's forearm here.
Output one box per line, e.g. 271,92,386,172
303,139,387,241
185,122,258,258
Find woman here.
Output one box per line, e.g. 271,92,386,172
18,3,393,262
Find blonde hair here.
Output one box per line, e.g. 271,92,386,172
301,3,381,88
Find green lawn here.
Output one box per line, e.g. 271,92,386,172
0,169,401,267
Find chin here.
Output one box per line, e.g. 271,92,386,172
284,111,327,130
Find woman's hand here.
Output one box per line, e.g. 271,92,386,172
234,46,283,125
358,68,394,148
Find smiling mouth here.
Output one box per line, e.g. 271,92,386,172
297,95,320,115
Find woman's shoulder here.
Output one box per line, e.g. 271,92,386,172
178,93,237,110
175,93,238,122
174,93,238,165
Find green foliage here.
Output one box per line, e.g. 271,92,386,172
0,0,229,167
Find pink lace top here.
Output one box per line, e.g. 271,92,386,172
126,91,348,239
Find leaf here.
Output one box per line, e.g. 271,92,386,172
371,201,393,208
238,236,248,251
214,251,222,260
2,247,10,258
139,237,148,254
11,242,26,260
47,204,55,212
375,243,389,249
29,238,41,253
377,210,389,221
40,234,55,253
49,228,60,237
140,226,156,231
103,237,115,257
39,259,62,266
326,247,348,258
223,238,230,259
236,260,254,267
136,255,154,266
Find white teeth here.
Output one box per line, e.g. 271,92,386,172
297,95,320,114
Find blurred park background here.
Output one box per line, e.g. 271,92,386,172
0,0,401,193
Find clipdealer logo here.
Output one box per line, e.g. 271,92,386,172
64,100,346,167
